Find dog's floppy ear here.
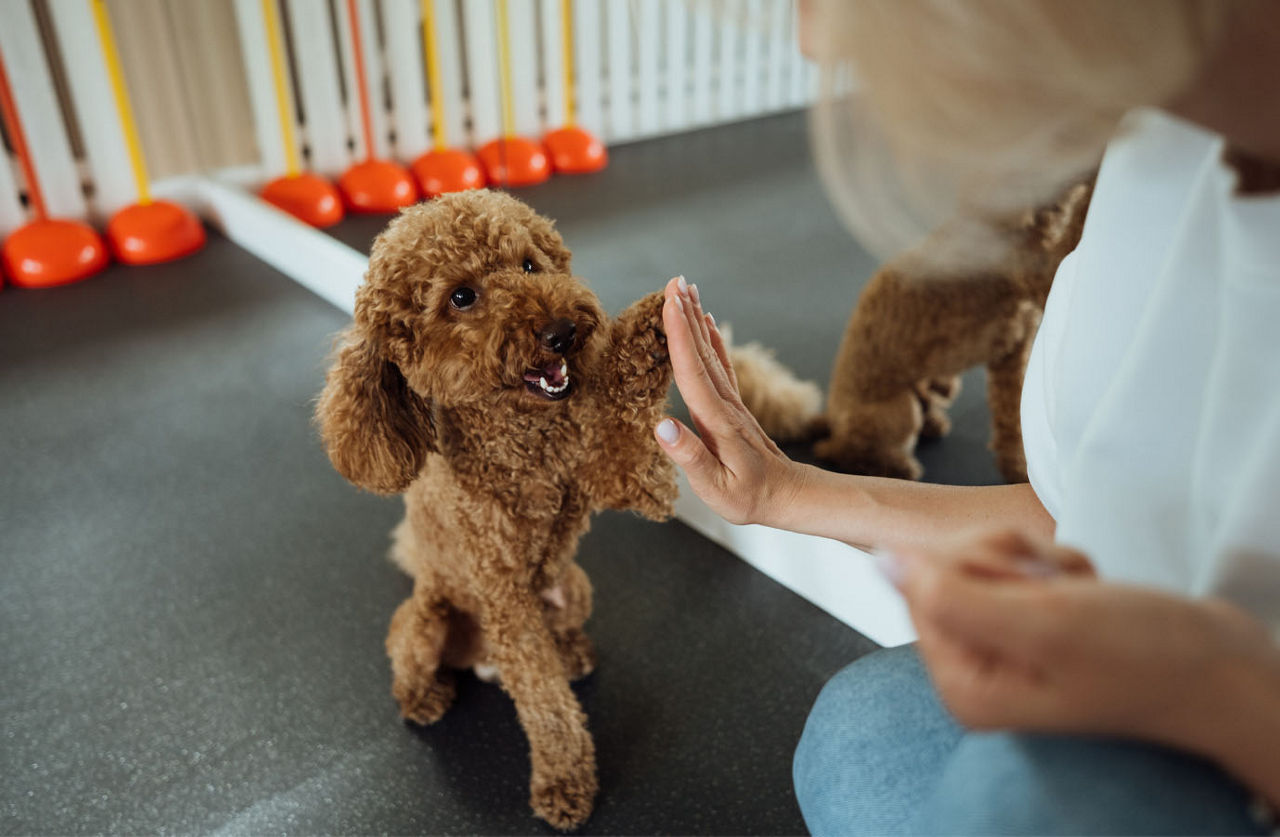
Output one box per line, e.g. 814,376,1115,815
315,333,436,495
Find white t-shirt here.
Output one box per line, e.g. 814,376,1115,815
1021,109,1280,635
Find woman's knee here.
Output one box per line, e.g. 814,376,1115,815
793,645,960,836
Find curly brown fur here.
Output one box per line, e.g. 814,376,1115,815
815,177,1093,482
316,190,677,831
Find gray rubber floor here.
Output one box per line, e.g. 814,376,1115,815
1,112,999,836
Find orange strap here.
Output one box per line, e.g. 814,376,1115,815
0,44,48,219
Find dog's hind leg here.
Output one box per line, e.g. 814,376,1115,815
386,588,456,725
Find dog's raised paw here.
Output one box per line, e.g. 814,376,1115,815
531,772,597,831
393,671,456,725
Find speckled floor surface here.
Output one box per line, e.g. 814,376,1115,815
1,112,1000,835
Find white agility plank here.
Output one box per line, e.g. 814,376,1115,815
672,471,915,647
45,0,136,218
663,0,688,132
462,0,502,144
383,0,430,160
604,0,632,141
634,0,660,136
507,0,540,137
430,0,468,149
572,0,602,136
716,0,741,121
689,3,713,127
539,0,566,130
284,0,350,175
0,0,86,219
231,0,289,177
333,0,388,160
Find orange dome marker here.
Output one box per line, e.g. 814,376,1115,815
0,44,108,289
411,0,484,197
338,0,418,213
477,0,550,187
543,0,606,174
91,0,204,265
258,0,343,227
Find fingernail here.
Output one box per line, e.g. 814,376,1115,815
690,284,701,305
676,275,689,295
871,549,908,589
1016,556,1060,578
706,312,716,327
656,418,680,445
671,294,684,312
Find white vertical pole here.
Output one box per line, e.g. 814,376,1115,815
690,2,712,127
717,0,741,121
663,0,687,132
765,0,789,111
0,0,86,219
283,0,350,175
605,0,632,141
462,0,502,143
539,0,565,130
231,0,288,177
741,0,762,115
431,0,468,148
45,0,136,218
383,0,430,160
507,0,540,137
635,0,660,136
787,0,809,108
333,0,389,160
572,0,602,136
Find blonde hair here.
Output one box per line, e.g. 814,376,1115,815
806,0,1233,260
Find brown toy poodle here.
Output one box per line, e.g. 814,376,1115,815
814,178,1093,482
314,190,820,830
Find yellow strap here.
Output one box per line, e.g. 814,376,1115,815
560,0,574,126
495,0,514,138
90,0,150,204
421,0,446,149
262,0,300,176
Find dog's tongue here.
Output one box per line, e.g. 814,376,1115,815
523,360,567,388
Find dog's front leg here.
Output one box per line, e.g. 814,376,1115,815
585,290,678,519
481,580,597,831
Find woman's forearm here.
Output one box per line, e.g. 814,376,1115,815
767,462,1056,552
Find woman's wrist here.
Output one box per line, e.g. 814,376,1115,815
1176,603,1280,807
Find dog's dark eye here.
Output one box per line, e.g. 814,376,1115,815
522,258,537,274
449,286,477,309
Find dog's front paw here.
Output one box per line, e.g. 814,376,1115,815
393,670,457,725
607,291,670,390
531,767,598,831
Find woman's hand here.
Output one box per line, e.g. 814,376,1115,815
652,276,806,527
883,529,1280,804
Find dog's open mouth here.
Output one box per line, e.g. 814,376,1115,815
523,359,572,400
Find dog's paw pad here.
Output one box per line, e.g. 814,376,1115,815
531,774,597,831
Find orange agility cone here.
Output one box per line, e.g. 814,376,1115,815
0,43,107,288
338,0,417,212
258,0,343,227
477,0,550,187
411,0,483,197
91,0,204,265
542,0,606,174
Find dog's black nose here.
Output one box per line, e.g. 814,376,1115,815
540,319,577,355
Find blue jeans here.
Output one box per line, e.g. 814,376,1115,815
793,646,1266,836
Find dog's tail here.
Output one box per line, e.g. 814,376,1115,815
722,324,824,444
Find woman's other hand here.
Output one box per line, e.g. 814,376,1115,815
883,529,1280,804
653,276,807,527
